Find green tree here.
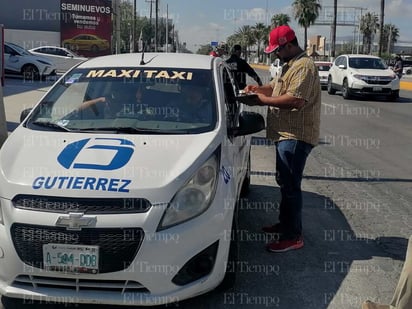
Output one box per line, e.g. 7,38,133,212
383,23,399,54
292,0,322,51
253,23,269,62
360,12,379,54
271,13,291,27
234,25,256,61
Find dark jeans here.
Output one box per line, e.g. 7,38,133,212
275,139,313,239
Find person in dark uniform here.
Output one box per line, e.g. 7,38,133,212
225,44,263,90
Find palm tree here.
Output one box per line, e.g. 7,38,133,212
271,13,291,27
253,23,268,62
235,25,256,62
292,0,322,51
360,12,379,54
383,23,399,54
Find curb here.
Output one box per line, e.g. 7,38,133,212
251,64,412,91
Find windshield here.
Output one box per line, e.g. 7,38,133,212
316,63,331,71
7,43,32,56
349,57,387,69
26,67,217,134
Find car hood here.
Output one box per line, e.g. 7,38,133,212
349,68,395,77
0,128,220,202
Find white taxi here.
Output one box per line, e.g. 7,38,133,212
0,53,264,306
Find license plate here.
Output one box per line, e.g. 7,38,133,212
43,244,99,274
373,86,382,91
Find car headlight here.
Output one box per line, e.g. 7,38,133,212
352,74,366,80
158,150,220,230
37,60,52,65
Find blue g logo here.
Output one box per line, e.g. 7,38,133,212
58,138,135,170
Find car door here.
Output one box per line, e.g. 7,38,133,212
221,65,248,195
4,44,21,74
33,48,62,70
333,56,346,88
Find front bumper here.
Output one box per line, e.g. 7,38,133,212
0,195,235,306
349,78,399,96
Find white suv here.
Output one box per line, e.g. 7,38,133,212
327,54,400,100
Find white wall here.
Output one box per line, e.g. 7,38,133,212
4,29,60,49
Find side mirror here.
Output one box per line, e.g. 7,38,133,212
20,108,32,123
229,111,265,137
338,64,346,69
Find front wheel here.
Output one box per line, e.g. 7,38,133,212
240,153,251,197
389,90,399,101
215,206,239,292
22,64,40,81
342,79,352,99
327,77,336,94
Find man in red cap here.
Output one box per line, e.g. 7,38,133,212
244,25,321,253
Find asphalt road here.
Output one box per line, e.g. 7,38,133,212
1,71,411,309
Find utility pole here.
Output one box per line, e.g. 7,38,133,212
133,0,137,52
155,0,158,52
331,0,337,58
357,8,365,54
166,4,169,52
378,0,385,57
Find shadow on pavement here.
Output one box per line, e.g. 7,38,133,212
2,76,59,97
1,185,406,309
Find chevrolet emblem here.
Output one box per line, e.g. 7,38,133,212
55,213,97,230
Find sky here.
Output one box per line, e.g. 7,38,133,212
135,0,412,52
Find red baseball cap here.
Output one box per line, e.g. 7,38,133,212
265,25,296,54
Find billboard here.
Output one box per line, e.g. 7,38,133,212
60,0,112,57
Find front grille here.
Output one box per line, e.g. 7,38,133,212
12,194,151,214
11,224,144,273
13,275,149,293
361,76,392,85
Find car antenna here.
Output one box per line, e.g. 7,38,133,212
139,40,156,65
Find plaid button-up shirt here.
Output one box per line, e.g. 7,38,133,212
267,52,321,146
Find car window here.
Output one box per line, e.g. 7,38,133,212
26,67,217,134
6,43,31,56
349,57,387,69
222,67,240,131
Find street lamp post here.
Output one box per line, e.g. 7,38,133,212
378,0,385,57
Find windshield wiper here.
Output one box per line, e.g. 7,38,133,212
32,121,72,132
79,127,186,134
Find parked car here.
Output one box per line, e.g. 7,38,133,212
29,46,87,72
0,53,265,306
62,34,110,52
327,54,400,100
402,59,412,75
4,42,56,80
315,61,332,90
269,58,283,80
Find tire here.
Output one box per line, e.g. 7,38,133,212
389,90,399,101
22,64,40,81
327,76,336,94
91,45,99,52
342,79,351,99
406,69,412,75
215,206,239,292
240,153,251,197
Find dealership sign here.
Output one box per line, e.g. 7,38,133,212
60,0,112,57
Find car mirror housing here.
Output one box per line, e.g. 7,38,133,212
229,111,265,137
20,108,32,123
